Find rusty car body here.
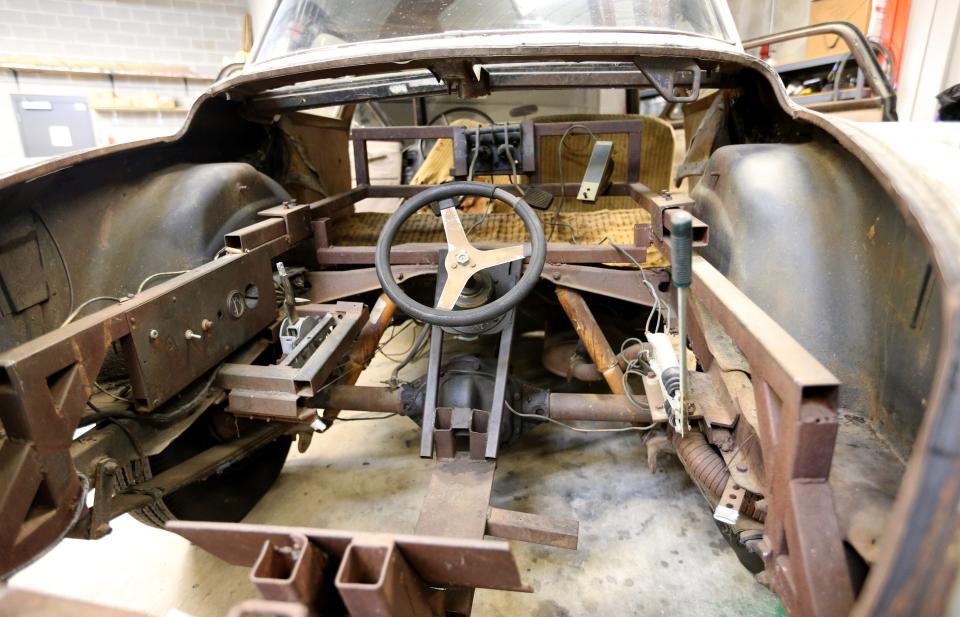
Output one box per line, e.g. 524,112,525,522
1,1,959,615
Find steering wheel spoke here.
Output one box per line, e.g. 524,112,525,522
440,205,471,252
473,244,529,270
436,267,473,310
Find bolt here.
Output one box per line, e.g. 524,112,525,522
149,329,159,340
456,250,470,265
552,272,561,281
184,329,202,340
201,319,214,332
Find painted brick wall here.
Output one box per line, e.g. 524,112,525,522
0,1,251,172
0,0,247,77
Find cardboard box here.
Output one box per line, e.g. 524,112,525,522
806,0,872,59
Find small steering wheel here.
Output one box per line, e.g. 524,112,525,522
375,182,546,327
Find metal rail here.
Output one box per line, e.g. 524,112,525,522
743,21,898,121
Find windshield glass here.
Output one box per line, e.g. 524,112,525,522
256,0,731,62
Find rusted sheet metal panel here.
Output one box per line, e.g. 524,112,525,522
124,250,276,410
415,459,496,540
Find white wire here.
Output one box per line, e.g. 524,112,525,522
136,270,189,294
505,400,656,433
598,236,672,333
550,124,599,242
61,296,123,326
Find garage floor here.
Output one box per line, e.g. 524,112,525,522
10,325,780,617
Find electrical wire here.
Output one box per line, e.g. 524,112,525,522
95,381,131,403
34,209,75,319
331,413,398,422
388,325,430,386
376,320,420,362
136,270,189,294
598,236,671,333
61,296,123,327
549,124,599,242
78,367,221,427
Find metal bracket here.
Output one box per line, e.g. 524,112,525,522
635,61,702,103
433,407,489,460
578,140,613,201
713,476,746,525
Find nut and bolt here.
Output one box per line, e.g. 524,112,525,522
456,250,470,265
201,319,214,332
148,329,160,340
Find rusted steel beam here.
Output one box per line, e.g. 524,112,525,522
315,385,403,415
540,263,661,306
308,185,367,219
555,287,625,394
250,532,325,605
485,507,579,550
167,520,532,592
305,266,435,303
220,303,368,421
547,393,651,423
0,249,278,577
690,255,852,617
364,181,633,199
256,202,313,245
336,541,440,616
628,183,708,248
224,217,288,252
315,243,652,265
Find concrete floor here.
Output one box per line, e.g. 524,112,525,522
11,325,780,616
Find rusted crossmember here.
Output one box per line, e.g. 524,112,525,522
168,520,532,617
